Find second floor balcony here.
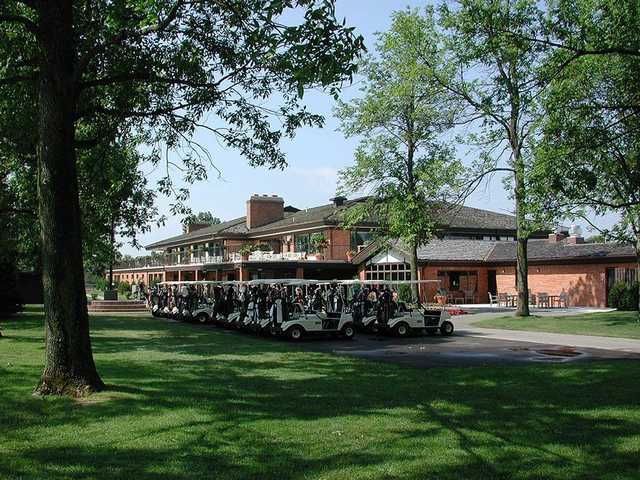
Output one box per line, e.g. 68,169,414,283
114,245,353,270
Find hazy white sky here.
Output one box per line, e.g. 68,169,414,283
122,0,617,254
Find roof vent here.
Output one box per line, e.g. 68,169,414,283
331,196,347,207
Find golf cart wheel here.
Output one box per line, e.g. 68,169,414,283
341,324,355,340
287,326,304,341
196,313,209,324
395,322,410,338
440,320,454,336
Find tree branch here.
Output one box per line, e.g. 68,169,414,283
0,73,36,85
75,0,186,81
0,14,39,36
0,207,35,216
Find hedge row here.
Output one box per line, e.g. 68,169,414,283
608,282,640,311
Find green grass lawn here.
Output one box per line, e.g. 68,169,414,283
2,309,640,480
474,311,640,339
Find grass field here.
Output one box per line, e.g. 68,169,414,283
474,311,640,339
2,309,640,479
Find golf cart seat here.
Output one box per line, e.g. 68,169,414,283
423,309,442,327
325,311,342,319
398,302,412,313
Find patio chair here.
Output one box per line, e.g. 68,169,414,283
463,290,476,304
557,292,569,308
529,291,537,307
488,292,497,307
497,292,508,307
537,292,550,308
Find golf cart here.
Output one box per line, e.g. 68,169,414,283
189,282,220,324
353,280,454,337
271,280,356,340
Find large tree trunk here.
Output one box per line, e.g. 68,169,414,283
636,238,640,322
514,159,530,317
34,1,104,397
409,242,419,303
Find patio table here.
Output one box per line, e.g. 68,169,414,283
548,295,562,308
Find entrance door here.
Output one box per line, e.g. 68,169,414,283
488,270,497,297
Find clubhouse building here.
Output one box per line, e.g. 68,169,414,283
112,194,638,308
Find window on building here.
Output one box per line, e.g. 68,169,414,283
350,230,374,251
449,271,460,289
294,234,310,253
614,267,638,285
365,262,411,281
207,242,222,257
437,270,479,291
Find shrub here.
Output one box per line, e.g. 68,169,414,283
309,233,329,253
239,244,255,257
608,282,639,311
256,243,272,252
397,284,412,303
117,281,131,296
95,276,107,291
0,258,24,315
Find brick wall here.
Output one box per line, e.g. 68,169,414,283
326,228,351,260
246,195,284,229
495,262,638,307
422,265,489,304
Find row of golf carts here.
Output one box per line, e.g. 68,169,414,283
149,279,454,341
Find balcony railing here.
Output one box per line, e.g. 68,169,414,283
114,244,356,270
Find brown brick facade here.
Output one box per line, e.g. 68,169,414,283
246,195,284,229
495,262,637,307
326,228,351,261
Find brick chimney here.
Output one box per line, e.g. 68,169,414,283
187,223,209,233
548,232,567,243
566,225,584,244
246,194,284,229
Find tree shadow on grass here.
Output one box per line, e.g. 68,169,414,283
2,315,640,479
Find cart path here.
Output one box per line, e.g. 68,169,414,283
454,313,640,354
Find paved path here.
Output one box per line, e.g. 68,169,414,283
454,312,640,354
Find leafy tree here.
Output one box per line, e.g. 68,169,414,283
510,0,640,62
0,0,364,396
530,1,640,315
0,172,24,323
336,8,463,302
429,0,549,316
79,132,159,290
181,211,221,233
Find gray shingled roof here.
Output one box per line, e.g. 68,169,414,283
354,238,636,265
145,216,247,249
487,239,637,262
145,196,522,250
441,205,516,230
416,240,497,262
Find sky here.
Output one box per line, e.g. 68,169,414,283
123,0,617,255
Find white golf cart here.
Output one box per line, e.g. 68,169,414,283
158,281,222,324
271,280,355,340
351,280,454,337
